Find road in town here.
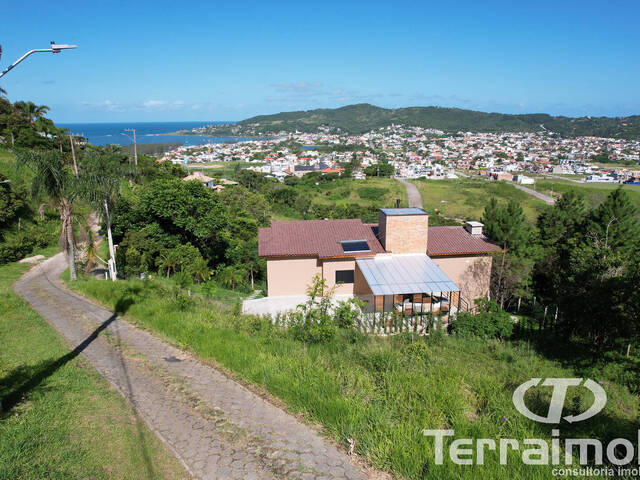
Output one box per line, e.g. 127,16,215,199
14,254,369,480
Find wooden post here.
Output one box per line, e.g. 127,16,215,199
517,297,521,312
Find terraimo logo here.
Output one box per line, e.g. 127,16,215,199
512,378,607,424
424,378,640,477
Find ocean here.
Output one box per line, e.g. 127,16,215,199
57,121,256,147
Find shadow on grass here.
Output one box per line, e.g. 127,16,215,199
0,294,159,477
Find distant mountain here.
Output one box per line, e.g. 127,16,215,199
230,104,640,139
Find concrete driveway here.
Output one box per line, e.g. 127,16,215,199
243,294,354,316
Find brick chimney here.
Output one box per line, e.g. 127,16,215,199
378,208,429,254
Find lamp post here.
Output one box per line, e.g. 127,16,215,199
0,42,77,79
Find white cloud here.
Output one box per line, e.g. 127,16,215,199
141,100,168,108
80,100,125,112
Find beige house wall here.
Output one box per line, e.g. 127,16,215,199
266,257,321,296
431,255,492,301
321,258,356,295
378,212,429,254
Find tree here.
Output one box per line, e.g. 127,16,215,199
13,101,50,126
533,191,587,303
482,198,534,307
588,188,640,257
0,173,25,229
189,257,212,284
77,149,131,280
225,238,263,289
540,189,640,349
217,265,245,290
19,149,78,280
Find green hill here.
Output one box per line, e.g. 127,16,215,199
230,103,640,138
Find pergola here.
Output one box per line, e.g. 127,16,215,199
355,254,461,320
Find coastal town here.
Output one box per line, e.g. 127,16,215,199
159,124,640,184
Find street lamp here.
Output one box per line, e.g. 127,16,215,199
0,41,77,79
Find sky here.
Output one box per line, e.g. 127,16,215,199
1,0,639,123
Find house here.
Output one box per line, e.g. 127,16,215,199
183,171,215,188
257,208,500,314
513,174,535,185
183,172,239,190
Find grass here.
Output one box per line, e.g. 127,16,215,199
0,252,187,480
311,177,407,207
411,177,547,222
271,177,408,221
535,179,640,211
67,275,639,480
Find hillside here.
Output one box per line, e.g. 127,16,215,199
220,103,640,138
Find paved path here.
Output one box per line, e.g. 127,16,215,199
395,178,423,208
13,254,368,480
512,183,555,204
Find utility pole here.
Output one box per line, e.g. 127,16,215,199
69,134,78,177
125,128,137,166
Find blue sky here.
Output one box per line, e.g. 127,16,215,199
2,0,638,122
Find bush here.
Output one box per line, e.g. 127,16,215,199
451,299,513,339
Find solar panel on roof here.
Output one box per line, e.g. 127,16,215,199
341,240,370,253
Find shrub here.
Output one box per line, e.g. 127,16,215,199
333,297,365,330
451,299,513,339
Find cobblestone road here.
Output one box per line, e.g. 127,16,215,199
14,254,368,480
396,178,423,208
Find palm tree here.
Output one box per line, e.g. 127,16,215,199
19,149,78,280
157,250,179,278
189,257,212,284
217,265,244,290
77,150,129,280
14,101,50,125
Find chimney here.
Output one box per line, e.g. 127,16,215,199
464,221,484,235
378,208,429,254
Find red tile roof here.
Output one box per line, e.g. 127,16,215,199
259,220,500,258
427,226,501,256
259,219,385,258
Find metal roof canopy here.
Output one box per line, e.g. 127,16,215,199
356,254,460,296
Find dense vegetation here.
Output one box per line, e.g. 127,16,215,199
205,103,640,138
481,189,640,386
111,166,407,291
0,98,76,265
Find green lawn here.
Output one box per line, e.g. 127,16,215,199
67,275,639,480
535,179,640,211
309,177,408,207
271,177,408,221
411,177,547,222
0,253,187,480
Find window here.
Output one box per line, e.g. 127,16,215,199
335,270,355,284
340,240,370,253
